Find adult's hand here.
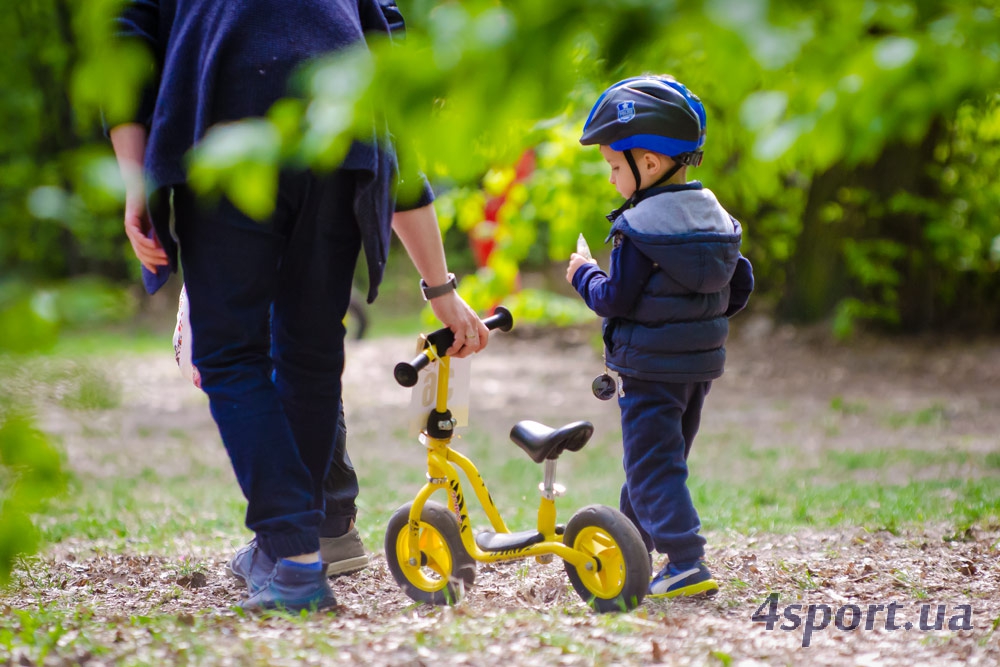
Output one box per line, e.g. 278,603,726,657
123,193,168,272
110,123,168,272
428,291,489,358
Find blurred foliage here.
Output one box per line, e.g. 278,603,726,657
0,279,124,585
0,0,136,284
0,285,69,587
183,0,1000,334
1,0,999,334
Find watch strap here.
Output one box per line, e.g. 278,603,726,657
420,273,458,300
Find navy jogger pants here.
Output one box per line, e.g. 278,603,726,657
174,170,361,560
617,375,711,564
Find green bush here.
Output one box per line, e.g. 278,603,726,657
3,0,999,332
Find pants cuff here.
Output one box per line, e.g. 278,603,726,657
257,532,321,561
663,546,706,564
319,512,355,539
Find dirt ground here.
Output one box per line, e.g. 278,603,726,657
7,314,1000,665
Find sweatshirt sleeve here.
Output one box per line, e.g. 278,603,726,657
113,0,161,127
571,235,654,318
393,174,435,212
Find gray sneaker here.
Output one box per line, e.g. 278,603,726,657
319,526,369,577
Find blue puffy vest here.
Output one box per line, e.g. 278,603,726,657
603,186,746,383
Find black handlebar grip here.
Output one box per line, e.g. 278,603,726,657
392,306,515,387
394,353,430,387
484,306,514,332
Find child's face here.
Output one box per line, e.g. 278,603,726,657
599,145,637,199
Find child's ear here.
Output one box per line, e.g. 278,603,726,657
642,151,664,174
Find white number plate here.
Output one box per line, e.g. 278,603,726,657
408,355,471,436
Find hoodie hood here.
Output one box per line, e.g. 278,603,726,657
610,186,742,294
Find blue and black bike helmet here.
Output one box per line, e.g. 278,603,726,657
581,76,706,201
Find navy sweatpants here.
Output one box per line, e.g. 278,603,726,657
320,405,359,538
617,375,711,564
174,170,361,561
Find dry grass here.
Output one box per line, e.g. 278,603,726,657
2,317,999,665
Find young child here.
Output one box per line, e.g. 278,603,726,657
566,76,753,598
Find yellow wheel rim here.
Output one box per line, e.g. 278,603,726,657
396,521,453,593
571,526,626,598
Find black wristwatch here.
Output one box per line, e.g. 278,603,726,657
420,273,458,300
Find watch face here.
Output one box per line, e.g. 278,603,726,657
592,374,616,400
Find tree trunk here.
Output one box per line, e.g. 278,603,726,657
778,119,946,330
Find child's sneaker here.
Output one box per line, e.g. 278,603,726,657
649,561,719,598
239,559,336,613
319,525,369,578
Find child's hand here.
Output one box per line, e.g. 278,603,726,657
566,253,596,284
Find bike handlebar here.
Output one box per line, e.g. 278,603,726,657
393,306,514,387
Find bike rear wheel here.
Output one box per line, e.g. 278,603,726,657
343,293,368,340
562,504,650,612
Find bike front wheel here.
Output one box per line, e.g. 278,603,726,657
562,504,650,613
384,500,476,606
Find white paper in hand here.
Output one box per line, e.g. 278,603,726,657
577,233,593,260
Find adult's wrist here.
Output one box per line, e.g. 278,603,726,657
420,272,457,300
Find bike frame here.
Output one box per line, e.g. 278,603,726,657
404,348,596,571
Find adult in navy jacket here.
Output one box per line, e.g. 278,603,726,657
109,0,489,611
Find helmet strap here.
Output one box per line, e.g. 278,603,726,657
605,151,684,222
623,149,642,195
649,161,683,189
606,196,635,222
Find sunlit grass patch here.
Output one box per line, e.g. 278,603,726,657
830,395,868,415
57,364,122,411
40,469,245,553
45,325,170,359
883,403,949,429
694,477,1000,534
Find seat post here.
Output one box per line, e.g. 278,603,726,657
541,459,558,498
536,459,565,538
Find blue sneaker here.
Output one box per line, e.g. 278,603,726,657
240,559,336,613
226,540,276,594
649,561,719,598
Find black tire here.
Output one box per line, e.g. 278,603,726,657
562,504,650,613
384,501,476,606
344,294,368,340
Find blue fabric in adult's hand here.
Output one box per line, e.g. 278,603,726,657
141,263,171,295
140,224,170,295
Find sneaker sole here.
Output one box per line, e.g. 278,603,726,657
324,554,370,578
648,579,719,599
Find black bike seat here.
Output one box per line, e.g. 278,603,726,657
509,420,594,463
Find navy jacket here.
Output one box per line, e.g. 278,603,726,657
573,183,753,383
116,0,427,300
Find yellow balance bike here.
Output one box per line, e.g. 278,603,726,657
386,307,650,613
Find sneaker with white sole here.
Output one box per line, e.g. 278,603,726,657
319,525,369,577
649,561,719,598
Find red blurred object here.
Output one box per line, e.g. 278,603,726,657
469,150,536,268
